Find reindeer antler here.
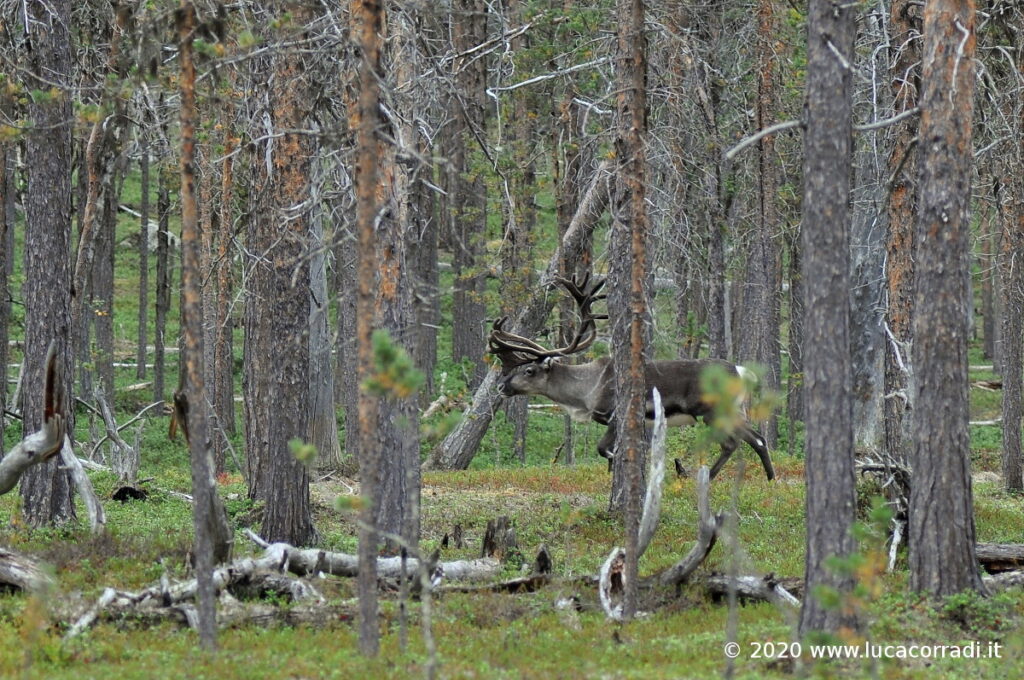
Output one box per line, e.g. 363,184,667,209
488,274,607,373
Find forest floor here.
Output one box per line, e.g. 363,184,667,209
0,445,1021,679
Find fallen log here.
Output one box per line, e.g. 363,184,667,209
983,570,1024,592
63,558,325,639
69,591,354,633
700,573,802,606
976,543,1024,573
0,547,56,593
442,546,552,595
245,530,503,582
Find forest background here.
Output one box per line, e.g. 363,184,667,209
0,0,1023,678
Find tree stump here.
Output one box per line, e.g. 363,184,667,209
481,516,517,559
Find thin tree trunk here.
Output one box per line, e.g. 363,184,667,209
93,145,127,401
786,229,804,440
998,172,1024,492
309,207,342,472
352,0,383,657
884,0,920,468
214,111,236,450
153,169,172,405
335,226,359,460
799,0,860,637
178,1,221,650
981,201,996,361
136,132,150,380
449,0,488,388
0,142,11,428
609,0,649,621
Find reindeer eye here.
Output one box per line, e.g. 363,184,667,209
524,366,536,376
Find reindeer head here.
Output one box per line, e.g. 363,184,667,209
488,274,607,396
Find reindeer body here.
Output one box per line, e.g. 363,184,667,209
497,356,775,480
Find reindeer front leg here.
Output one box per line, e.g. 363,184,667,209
597,424,616,472
708,437,740,480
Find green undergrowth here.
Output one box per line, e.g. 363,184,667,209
0,458,1022,679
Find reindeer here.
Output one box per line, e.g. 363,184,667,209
488,275,775,481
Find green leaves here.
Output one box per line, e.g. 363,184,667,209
361,329,425,400
288,438,317,464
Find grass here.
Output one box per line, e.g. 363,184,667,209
1,459,1023,679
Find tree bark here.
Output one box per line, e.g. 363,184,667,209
786,229,804,441
884,0,921,469
137,132,150,380
739,0,783,446
849,10,889,451
352,0,384,656
608,0,649,621
243,1,316,546
214,110,237,457
21,0,76,527
0,140,11,428
799,0,860,637
153,169,172,405
177,2,224,650
309,210,342,472
908,0,985,597
449,0,488,388
997,172,1024,492
375,7,425,549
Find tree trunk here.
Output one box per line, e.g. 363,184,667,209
998,171,1024,493
980,202,997,361
93,144,127,401
503,0,538,465
335,225,359,460
608,0,649,621
884,0,921,469
21,0,76,528
411,189,439,405
243,1,316,547
786,229,804,441
0,142,11,429
908,0,984,598
309,210,342,472
375,7,425,549
449,0,488,388
153,169,172,405
177,4,227,649
740,0,783,446
214,113,237,455
849,10,889,451
352,0,384,656
799,0,860,637
136,132,150,380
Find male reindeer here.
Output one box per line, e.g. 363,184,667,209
488,275,775,481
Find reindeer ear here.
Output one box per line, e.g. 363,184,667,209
541,357,556,370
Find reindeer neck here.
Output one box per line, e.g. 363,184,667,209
543,359,610,415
